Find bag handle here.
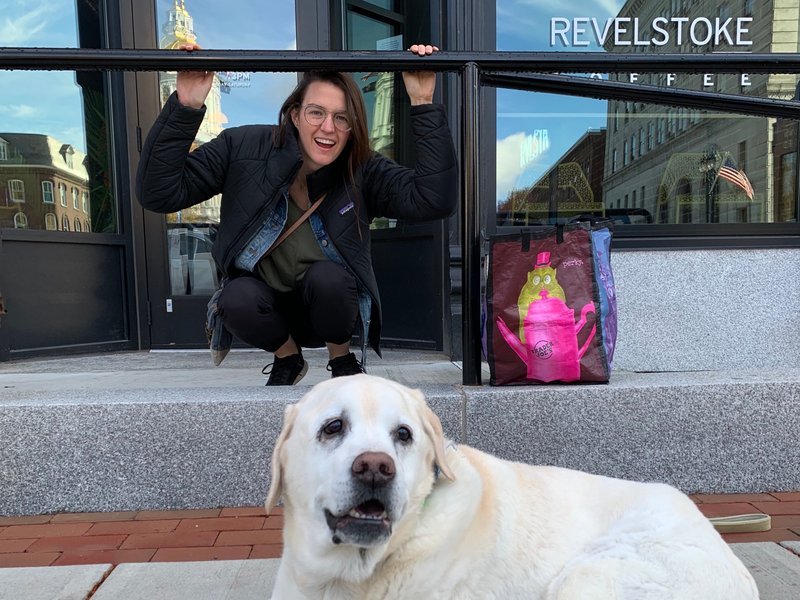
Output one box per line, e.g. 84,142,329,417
265,194,326,258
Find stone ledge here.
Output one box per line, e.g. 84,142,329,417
1,370,799,515
0,385,464,516
466,370,800,494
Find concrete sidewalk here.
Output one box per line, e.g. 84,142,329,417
0,559,280,600
0,346,471,390
1,544,800,599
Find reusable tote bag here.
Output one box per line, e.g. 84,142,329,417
486,219,617,385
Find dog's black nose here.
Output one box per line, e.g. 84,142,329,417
352,452,395,487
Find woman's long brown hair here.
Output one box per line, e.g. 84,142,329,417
274,71,371,187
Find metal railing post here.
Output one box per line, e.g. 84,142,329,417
461,61,482,385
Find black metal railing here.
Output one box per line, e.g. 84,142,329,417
4,48,800,73
3,48,800,384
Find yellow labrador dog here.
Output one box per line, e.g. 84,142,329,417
266,375,758,599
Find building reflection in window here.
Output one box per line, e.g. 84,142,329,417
497,99,779,226
344,4,409,229
0,134,94,231
496,0,800,227
0,0,116,233
155,0,296,295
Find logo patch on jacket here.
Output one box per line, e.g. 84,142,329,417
339,202,354,215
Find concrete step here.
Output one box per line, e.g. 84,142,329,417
1,351,799,514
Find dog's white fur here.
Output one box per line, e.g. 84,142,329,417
266,375,758,599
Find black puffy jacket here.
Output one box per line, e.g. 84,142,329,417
136,92,458,354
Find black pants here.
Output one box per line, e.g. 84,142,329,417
217,261,359,352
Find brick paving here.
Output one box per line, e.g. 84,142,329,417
0,494,799,568
0,507,282,567
692,492,800,545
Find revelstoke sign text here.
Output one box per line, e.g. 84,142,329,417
550,17,753,48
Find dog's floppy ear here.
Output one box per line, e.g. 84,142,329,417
414,391,455,481
265,403,298,514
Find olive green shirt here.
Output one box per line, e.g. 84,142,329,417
257,197,326,292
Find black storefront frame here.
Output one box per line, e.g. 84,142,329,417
0,12,139,361
328,0,446,352
2,48,800,380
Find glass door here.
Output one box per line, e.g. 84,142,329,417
0,0,130,359
142,0,297,347
333,0,447,349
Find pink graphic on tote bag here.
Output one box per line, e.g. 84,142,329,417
496,289,596,383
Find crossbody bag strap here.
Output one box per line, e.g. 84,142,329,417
265,194,326,258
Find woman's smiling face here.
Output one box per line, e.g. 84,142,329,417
292,81,351,174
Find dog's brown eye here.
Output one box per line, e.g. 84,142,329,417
322,419,343,436
395,426,412,443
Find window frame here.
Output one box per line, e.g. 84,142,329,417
8,179,25,203
42,181,55,204
13,211,28,229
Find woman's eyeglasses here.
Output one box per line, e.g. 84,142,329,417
301,104,352,132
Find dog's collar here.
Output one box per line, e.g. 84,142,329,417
432,440,458,481
425,442,456,509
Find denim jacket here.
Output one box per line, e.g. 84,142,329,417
207,192,372,367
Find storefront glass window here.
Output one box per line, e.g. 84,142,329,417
154,0,296,295
360,0,394,9
347,11,395,158
341,0,430,229
496,0,799,226
0,1,116,233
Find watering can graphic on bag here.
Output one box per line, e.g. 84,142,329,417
497,290,596,383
